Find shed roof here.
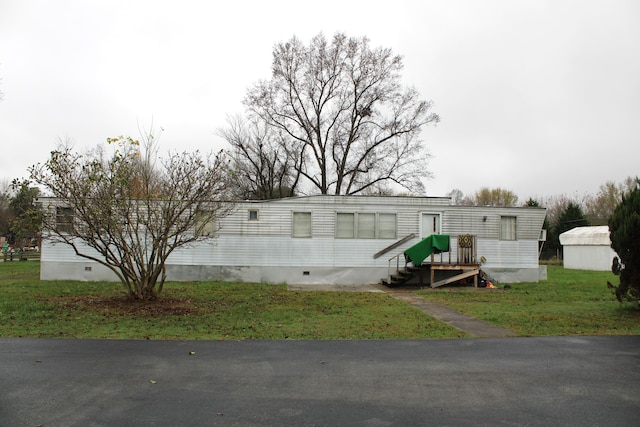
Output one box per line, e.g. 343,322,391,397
559,226,611,246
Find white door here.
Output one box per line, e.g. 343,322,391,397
421,213,441,237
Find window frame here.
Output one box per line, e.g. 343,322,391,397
378,213,397,239
56,206,74,234
336,213,355,238
292,211,312,238
500,215,517,241
336,212,397,239
357,212,376,239
195,209,217,237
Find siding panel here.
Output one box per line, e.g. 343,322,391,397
39,195,546,283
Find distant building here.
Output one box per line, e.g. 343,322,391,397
559,226,617,271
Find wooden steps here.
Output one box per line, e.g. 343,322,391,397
382,264,481,288
381,265,429,287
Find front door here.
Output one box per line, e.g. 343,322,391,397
421,213,441,238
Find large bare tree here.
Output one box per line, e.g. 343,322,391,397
244,32,439,195
30,134,234,300
218,115,301,199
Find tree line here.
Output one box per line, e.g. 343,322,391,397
446,180,638,260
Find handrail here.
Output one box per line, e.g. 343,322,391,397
387,252,407,284
373,233,416,259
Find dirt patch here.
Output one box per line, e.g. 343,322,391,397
48,295,200,316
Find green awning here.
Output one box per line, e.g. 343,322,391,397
404,234,450,266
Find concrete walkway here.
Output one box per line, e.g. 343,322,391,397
288,283,515,338
384,289,516,338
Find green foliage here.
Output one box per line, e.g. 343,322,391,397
556,202,589,236
525,198,540,207
0,181,12,239
608,179,640,305
8,179,42,247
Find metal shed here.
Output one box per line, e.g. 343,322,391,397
559,226,617,271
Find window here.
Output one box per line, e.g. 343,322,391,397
195,210,216,236
378,213,397,239
56,207,74,233
336,212,397,239
500,216,517,240
292,212,312,238
357,213,375,238
248,209,258,220
336,213,355,238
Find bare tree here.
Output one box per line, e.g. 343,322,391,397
471,187,519,207
218,115,300,199
244,32,439,195
584,177,638,225
447,188,475,206
30,134,234,300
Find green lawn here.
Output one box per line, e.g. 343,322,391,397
1,262,637,339
0,261,465,340
416,266,640,336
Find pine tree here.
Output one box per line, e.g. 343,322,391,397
608,179,640,305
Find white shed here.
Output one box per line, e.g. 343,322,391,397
559,226,617,271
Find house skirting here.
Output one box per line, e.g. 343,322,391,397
41,262,545,285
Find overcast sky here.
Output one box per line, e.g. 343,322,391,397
1,0,638,201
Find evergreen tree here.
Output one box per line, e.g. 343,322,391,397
554,202,589,260
556,202,589,237
8,179,42,248
608,179,640,305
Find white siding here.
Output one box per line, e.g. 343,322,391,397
563,245,617,271
39,195,547,283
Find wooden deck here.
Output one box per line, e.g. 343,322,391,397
384,234,482,288
427,234,480,288
429,263,480,288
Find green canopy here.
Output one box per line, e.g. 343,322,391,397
404,234,450,266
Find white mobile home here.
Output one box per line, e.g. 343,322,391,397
559,226,617,271
40,195,547,285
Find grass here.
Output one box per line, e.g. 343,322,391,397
0,261,465,340
1,262,638,339
416,266,640,336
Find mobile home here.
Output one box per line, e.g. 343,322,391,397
40,195,547,285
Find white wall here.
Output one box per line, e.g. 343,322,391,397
563,245,617,271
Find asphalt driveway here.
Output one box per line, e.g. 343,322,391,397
1,336,639,426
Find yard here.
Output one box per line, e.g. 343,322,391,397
0,261,638,339
417,267,640,336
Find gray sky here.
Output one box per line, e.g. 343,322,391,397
1,0,638,201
